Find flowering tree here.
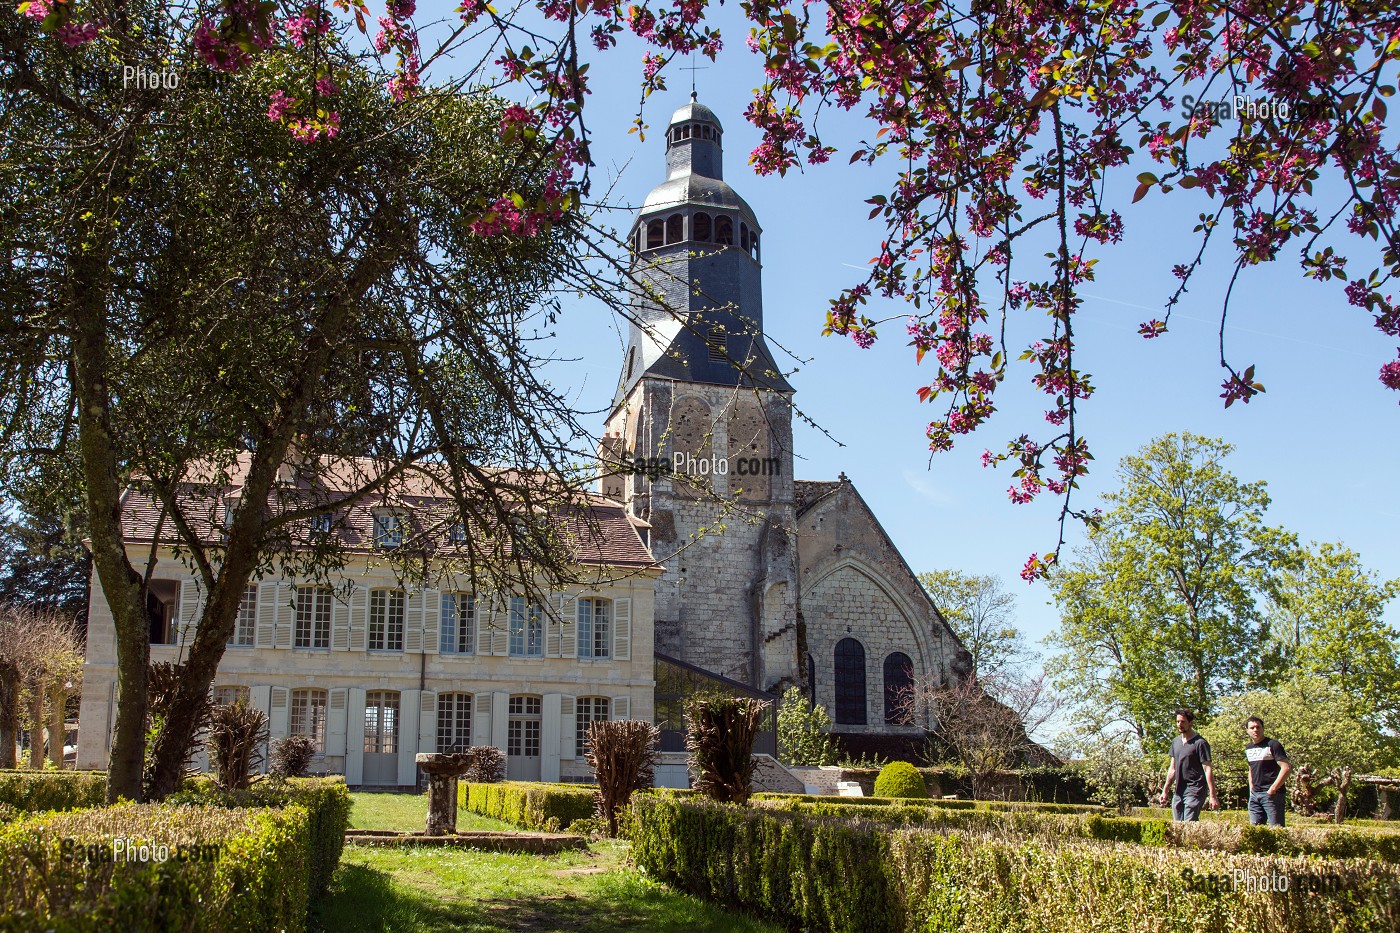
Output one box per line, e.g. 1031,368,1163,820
12,3,1400,578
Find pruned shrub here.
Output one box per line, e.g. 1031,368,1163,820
460,781,596,832
271,735,317,778
685,695,768,806
0,802,310,931
462,745,505,784
873,761,927,799
206,700,268,790
586,719,658,837
0,769,107,813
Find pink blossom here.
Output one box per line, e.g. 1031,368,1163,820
1380,357,1400,391
20,0,52,20
266,90,296,122
315,76,338,96
55,21,99,47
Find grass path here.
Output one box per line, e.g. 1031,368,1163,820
313,793,779,933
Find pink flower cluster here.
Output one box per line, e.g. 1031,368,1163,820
267,90,297,121
284,9,332,48
1381,356,1400,391
56,20,99,47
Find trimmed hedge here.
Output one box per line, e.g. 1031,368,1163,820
873,762,928,799
0,802,310,932
171,775,350,897
752,798,1400,864
0,770,107,813
751,793,1101,814
459,781,597,832
631,797,1400,933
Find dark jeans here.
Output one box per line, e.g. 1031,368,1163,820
1249,790,1286,826
1172,788,1204,822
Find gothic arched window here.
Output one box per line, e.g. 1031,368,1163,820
715,216,733,246
693,212,712,242
883,652,914,725
666,214,684,245
834,637,866,725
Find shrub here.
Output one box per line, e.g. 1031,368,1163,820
685,695,769,806
461,745,505,784
171,775,350,898
206,701,268,790
270,736,317,778
631,797,1400,933
873,762,928,799
776,686,837,766
459,781,596,833
586,719,658,837
0,769,107,813
0,802,309,932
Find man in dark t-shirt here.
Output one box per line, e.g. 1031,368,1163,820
1245,715,1291,827
1156,708,1219,821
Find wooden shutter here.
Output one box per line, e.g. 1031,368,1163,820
611,695,630,721
255,582,278,648
472,693,493,753
346,689,366,785
423,590,440,655
559,695,576,761
482,596,507,657
405,588,424,653
326,688,348,756
398,689,420,786
250,685,273,773
349,583,367,651
275,584,295,649
332,592,350,651
613,597,632,661
179,579,204,645
418,690,437,754
269,686,290,738
558,595,577,660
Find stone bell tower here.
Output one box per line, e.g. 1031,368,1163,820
600,95,803,693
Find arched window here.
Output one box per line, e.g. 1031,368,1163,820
693,212,711,242
883,652,914,725
647,219,664,250
740,223,750,251
702,125,712,139
834,637,867,725
806,655,816,703
715,216,733,246
750,233,760,262
666,214,684,245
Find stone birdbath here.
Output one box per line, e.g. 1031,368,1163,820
416,752,474,836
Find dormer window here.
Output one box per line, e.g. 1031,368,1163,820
373,512,403,549
449,521,467,545
311,512,333,535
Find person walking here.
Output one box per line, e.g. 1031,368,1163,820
1244,715,1291,827
1156,708,1220,821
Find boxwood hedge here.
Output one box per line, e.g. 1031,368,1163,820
459,780,597,832
0,770,107,814
631,796,1400,933
0,803,310,932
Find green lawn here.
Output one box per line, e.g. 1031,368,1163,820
348,789,516,833
319,793,780,933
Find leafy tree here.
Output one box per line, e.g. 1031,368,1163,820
1,23,612,802
917,570,1027,678
1263,542,1400,739
1046,434,1295,748
776,685,837,767
1202,678,1380,810
1076,731,1160,815
0,499,91,627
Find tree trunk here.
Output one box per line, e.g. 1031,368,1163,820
0,663,18,769
27,687,44,768
48,684,67,768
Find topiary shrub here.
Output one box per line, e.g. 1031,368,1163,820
586,719,659,837
873,761,928,799
685,695,769,806
206,700,268,790
462,745,505,784
270,735,317,777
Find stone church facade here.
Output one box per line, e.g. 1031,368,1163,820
601,97,972,747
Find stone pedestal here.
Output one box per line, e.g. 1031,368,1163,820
416,753,474,836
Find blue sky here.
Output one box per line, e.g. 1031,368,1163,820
474,18,1400,654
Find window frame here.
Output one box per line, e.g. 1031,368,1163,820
364,690,400,754
576,597,612,660
290,688,328,754
368,588,406,651
508,596,544,658
575,696,611,758
373,512,404,550
228,583,257,647
294,585,332,649
436,692,472,753
440,592,475,655
834,637,868,726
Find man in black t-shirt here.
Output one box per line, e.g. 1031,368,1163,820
1156,708,1220,821
1245,715,1291,827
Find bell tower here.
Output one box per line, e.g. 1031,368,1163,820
601,96,801,693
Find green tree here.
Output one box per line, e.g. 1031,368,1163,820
917,570,1027,678
1046,434,1295,749
776,686,837,767
1202,678,1380,802
1263,542,1400,740
0,494,91,627
0,27,609,801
